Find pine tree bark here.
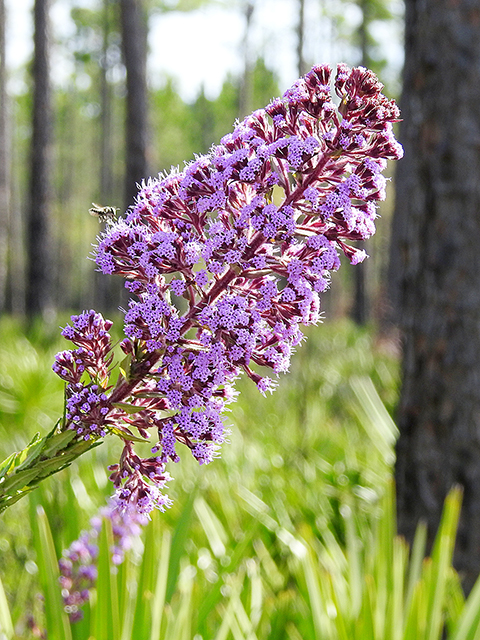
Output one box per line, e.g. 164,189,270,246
0,0,9,313
389,0,480,591
350,0,370,327
94,0,118,313
27,0,53,317
120,0,148,210
296,0,306,77
239,0,254,119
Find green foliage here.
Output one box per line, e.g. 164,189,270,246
150,58,280,172
2,319,480,639
296,484,469,640
0,317,65,454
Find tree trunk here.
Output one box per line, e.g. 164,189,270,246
27,0,53,317
350,0,370,326
389,0,480,592
100,0,114,207
239,1,255,119
94,0,118,313
296,0,307,77
0,0,9,313
120,0,148,211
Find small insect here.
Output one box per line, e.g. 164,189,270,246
89,203,119,223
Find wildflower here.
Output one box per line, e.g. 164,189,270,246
53,64,402,514
58,500,148,621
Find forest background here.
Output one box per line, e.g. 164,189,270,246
3,0,480,636
0,0,403,319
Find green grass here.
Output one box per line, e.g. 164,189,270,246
10,315,479,639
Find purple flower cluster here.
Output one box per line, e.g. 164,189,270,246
54,64,402,514
53,311,114,440
58,500,148,622
58,532,98,622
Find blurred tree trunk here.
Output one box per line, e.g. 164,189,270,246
239,0,254,118
296,0,307,77
120,0,148,210
350,0,376,326
94,0,118,313
0,0,9,313
389,0,480,592
27,0,53,317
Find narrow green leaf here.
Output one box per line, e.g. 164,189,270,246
33,505,72,640
404,578,425,640
111,402,148,415
405,520,427,613
213,602,235,640
194,496,227,558
94,517,120,640
0,453,16,480
1,467,42,494
11,432,43,472
426,487,462,640
0,574,14,639
248,557,263,630
350,376,398,465
108,425,150,442
358,575,375,640
118,554,137,640
389,536,407,640
133,513,160,636
197,518,260,628
41,429,77,458
169,560,195,640
150,529,171,640
118,354,132,382
344,503,362,618
329,571,351,640
444,569,466,637
166,489,196,603
449,571,480,640
302,547,327,640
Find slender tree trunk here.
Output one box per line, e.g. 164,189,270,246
239,0,255,119
389,0,480,592
296,0,307,77
0,0,9,313
27,0,53,317
120,0,148,211
94,0,118,313
350,0,369,326
100,0,114,207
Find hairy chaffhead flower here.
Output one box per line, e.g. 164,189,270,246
58,499,148,621
53,64,403,516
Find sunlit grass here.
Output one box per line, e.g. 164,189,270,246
7,316,461,640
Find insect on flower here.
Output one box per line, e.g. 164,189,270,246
89,203,119,224
53,63,404,516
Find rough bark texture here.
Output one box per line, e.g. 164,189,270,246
0,0,9,313
350,0,371,326
389,0,480,592
27,0,53,317
120,0,148,210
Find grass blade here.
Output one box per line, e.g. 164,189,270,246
33,505,72,640
150,529,171,640
426,487,462,640
450,572,480,640
93,516,120,640
0,574,14,639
